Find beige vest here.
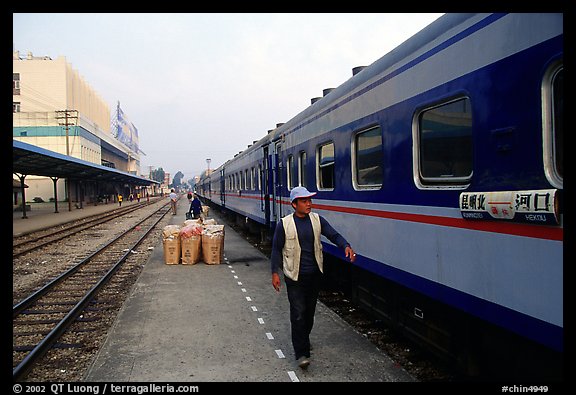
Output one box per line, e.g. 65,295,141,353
281,212,323,281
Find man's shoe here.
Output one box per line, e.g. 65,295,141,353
297,356,310,369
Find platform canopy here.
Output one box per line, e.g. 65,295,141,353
13,139,158,186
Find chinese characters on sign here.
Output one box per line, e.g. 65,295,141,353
459,189,559,224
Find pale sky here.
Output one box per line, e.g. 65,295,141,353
13,13,444,182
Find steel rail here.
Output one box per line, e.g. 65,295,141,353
13,205,171,381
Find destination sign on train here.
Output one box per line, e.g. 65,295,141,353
459,189,559,225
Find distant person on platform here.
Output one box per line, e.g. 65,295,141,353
188,194,202,219
169,189,178,215
118,193,123,207
271,186,356,370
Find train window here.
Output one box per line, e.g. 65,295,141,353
288,155,298,190
553,69,563,179
353,126,383,189
542,64,563,189
250,167,255,190
258,164,262,191
290,156,297,189
298,151,307,187
317,142,335,190
245,169,249,190
287,155,294,190
416,97,473,187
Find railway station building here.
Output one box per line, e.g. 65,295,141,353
12,50,154,207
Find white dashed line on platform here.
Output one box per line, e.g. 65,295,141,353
287,371,299,382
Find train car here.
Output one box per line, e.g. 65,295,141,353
198,13,563,379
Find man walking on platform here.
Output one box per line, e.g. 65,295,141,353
271,186,356,369
169,189,178,215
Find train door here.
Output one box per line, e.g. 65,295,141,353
208,175,212,200
262,145,271,227
272,140,284,223
220,168,225,207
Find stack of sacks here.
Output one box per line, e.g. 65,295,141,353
183,218,203,227
162,219,225,265
162,225,182,264
180,223,203,264
202,225,225,264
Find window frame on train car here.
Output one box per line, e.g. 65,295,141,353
287,154,294,190
317,141,335,191
250,167,256,190
413,96,473,190
245,169,249,190
258,164,262,191
352,125,384,190
298,151,307,187
542,62,563,189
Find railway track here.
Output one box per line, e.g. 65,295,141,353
13,202,172,381
13,199,162,258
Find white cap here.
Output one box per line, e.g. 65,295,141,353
290,186,317,202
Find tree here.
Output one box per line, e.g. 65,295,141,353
150,168,165,183
172,171,184,188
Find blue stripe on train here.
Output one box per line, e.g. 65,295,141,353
322,243,563,352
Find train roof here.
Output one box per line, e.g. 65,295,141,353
210,13,488,172
267,13,479,142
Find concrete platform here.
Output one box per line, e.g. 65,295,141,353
83,199,416,382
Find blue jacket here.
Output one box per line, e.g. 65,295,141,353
190,198,202,214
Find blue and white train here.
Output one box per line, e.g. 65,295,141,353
198,13,563,378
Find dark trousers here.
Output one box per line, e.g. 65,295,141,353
285,270,321,360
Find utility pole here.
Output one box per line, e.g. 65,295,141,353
56,109,78,212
